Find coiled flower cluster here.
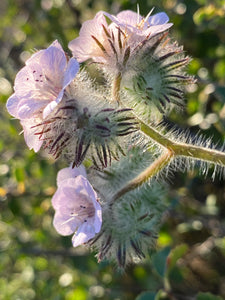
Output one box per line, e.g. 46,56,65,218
6,7,225,268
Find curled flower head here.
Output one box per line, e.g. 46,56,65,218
52,166,102,247
68,9,172,73
121,31,195,120
89,146,167,268
6,40,79,151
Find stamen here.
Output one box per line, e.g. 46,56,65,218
144,7,154,23
130,239,145,259
49,132,64,152
34,127,51,136
61,216,76,225
137,4,140,24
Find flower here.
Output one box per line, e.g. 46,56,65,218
69,12,109,64
52,166,102,247
6,40,79,151
68,9,172,71
7,40,79,120
103,9,172,40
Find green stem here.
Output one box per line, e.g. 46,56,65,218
110,77,225,205
111,149,173,204
140,119,225,166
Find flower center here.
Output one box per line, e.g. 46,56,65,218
136,19,146,30
26,69,61,99
70,196,95,223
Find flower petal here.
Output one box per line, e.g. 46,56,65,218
57,165,87,187
110,10,141,27
17,96,49,119
39,45,67,87
42,89,64,119
69,11,108,62
6,94,20,118
52,176,93,209
63,58,80,88
148,12,169,25
53,210,79,236
93,200,102,233
21,119,43,152
51,170,102,246
72,223,95,247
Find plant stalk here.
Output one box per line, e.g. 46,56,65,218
110,149,173,204
110,76,225,204
140,119,225,166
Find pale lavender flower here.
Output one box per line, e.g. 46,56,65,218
56,164,87,186
52,166,102,247
6,40,79,151
69,12,110,64
68,9,172,68
7,40,79,120
104,9,172,38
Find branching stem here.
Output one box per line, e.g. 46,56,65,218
110,76,225,205
111,149,173,204
140,119,225,166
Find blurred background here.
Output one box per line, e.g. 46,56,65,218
0,0,225,299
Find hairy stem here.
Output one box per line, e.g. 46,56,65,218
110,76,225,205
140,119,225,166
112,72,122,103
111,149,174,204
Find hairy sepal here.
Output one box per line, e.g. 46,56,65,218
88,146,168,268
34,70,138,169
121,33,195,122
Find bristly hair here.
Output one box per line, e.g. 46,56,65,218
88,146,168,268
120,32,195,122
72,108,139,169
164,126,225,180
142,121,225,181
32,87,139,169
87,146,168,268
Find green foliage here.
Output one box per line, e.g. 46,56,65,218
197,292,224,300
1,0,225,299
